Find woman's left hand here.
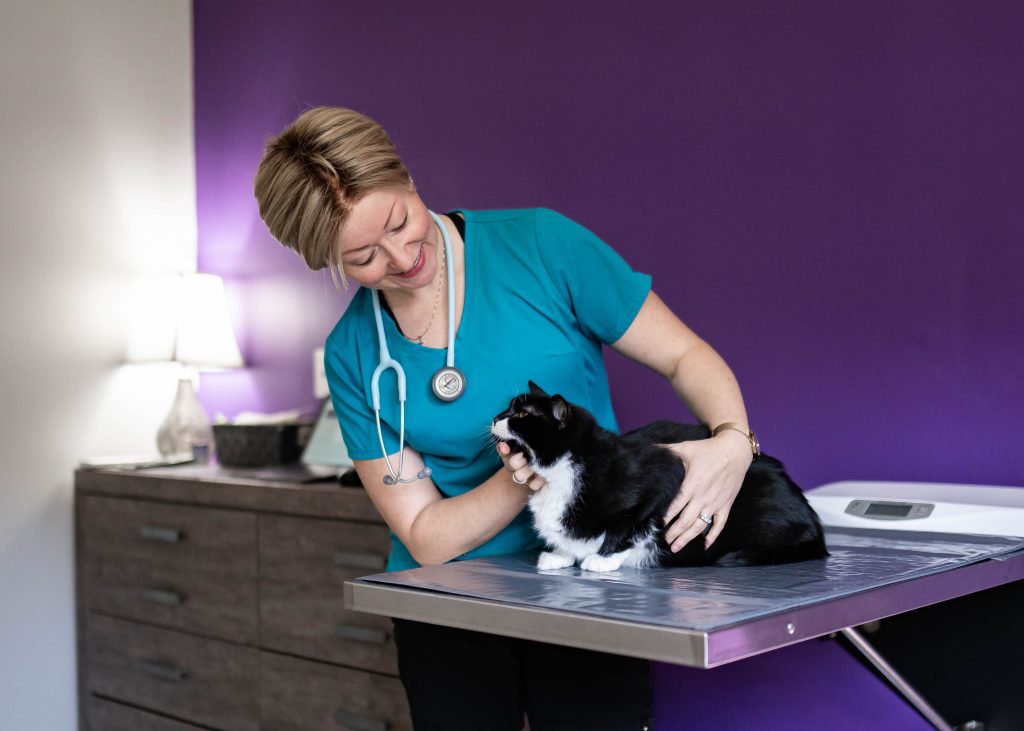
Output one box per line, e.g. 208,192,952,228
662,432,753,552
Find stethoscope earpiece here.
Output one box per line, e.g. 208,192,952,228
372,212,461,486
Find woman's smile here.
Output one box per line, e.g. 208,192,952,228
394,247,426,280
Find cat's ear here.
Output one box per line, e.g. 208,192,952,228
528,380,548,396
551,395,570,428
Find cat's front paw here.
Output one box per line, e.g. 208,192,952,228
580,553,625,572
537,551,576,570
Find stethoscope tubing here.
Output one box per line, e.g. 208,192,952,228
370,210,455,484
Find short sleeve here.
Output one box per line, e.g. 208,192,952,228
324,327,401,461
534,208,652,343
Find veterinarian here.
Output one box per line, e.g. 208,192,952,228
254,106,758,731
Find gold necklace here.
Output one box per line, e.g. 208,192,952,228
411,237,446,345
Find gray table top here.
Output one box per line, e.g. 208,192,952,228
345,527,1024,667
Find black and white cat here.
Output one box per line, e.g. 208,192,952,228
491,382,828,572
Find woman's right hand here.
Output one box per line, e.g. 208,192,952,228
496,442,546,491
352,444,541,566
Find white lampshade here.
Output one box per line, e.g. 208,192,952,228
175,273,243,368
127,273,243,369
125,274,181,363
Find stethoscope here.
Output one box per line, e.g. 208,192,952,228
370,211,465,485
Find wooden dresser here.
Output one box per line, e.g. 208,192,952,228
74,465,412,731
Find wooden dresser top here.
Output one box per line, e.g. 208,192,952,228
75,465,383,523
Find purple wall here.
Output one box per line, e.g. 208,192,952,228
194,2,1021,727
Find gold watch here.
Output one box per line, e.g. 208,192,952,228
711,422,761,457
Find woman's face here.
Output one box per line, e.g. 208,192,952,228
336,187,439,293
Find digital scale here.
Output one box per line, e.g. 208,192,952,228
805,481,1024,538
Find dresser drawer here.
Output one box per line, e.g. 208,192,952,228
259,515,396,673
87,614,259,730
82,495,257,643
88,696,206,730
260,652,411,731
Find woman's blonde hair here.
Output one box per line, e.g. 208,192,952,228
253,107,412,284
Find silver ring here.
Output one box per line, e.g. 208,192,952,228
512,472,528,485
698,512,713,525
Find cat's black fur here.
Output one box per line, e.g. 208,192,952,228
491,382,828,570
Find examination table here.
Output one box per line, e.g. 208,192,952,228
345,481,1024,730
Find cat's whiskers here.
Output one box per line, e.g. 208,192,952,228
476,424,501,451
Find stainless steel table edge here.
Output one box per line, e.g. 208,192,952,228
707,550,1024,667
344,581,708,666
344,551,1024,669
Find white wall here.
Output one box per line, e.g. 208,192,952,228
0,2,194,727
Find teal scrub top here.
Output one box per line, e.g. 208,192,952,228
325,207,652,571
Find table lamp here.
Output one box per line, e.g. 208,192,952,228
127,273,243,460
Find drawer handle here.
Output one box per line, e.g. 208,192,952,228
334,709,387,731
139,659,188,683
334,623,387,644
141,588,185,606
139,524,183,543
332,551,386,571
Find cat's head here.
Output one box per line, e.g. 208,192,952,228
491,381,585,467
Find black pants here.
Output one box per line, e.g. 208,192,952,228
392,619,653,731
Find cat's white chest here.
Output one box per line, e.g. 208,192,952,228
528,455,575,539
529,456,604,558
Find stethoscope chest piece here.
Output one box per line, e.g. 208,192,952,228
432,366,466,402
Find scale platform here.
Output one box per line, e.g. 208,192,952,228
344,481,1024,669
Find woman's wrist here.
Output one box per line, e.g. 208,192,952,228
712,427,756,465
711,421,759,459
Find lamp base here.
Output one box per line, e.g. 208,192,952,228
157,376,213,462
